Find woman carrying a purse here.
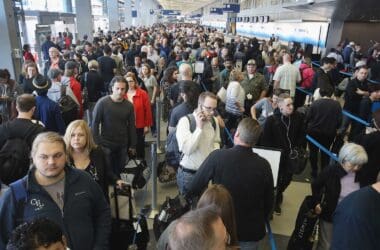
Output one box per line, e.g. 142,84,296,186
312,143,368,250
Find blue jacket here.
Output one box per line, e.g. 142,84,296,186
35,95,66,135
0,166,111,250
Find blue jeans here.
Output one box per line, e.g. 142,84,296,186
176,168,195,195
103,145,128,177
239,241,259,250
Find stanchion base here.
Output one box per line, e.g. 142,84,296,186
148,209,159,219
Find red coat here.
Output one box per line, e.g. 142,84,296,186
299,63,315,89
23,51,35,62
69,77,83,118
124,88,152,128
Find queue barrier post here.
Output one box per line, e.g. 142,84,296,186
148,142,158,219
155,97,163,154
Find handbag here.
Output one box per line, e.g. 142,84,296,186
287,195,321,250
217,86,227,103
82,72,89,110
153,194,190,241
121,158,150,189
287,147,309,174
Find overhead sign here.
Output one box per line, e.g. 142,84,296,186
210,7,223,15
223,3,240,13
190,13,202,18
161,9,181,16
236,22,329,48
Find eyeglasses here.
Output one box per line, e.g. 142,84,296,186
202,105,217,112
127,80,135,83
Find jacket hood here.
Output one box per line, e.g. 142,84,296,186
299,63,310,70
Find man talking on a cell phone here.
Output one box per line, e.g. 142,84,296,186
175,92,221,195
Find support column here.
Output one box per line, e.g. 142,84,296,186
135,0,142,27
107,0,120,31
0,0,22,80
75,0,93,42
64,0,73,13
125,0,132,28
146,0,156,26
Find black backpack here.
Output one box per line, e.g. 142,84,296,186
0,137,30,185
165,114,216,167
153,194,190,241
58,84,79,126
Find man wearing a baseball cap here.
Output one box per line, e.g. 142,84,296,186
33,74,66,134
240,59,267,115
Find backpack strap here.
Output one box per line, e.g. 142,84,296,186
10,179,28,220
60,84,67,97
186,114,217,133
84,72,88,89
186,114,196,133
10,179,27,203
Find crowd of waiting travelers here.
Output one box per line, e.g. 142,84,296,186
0,23,380,250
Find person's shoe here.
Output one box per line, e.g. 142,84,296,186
274,203,282,215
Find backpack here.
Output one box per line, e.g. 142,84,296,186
165,114,216,167
0,123,31,185
153,194,190,241
58,84,79,126
121,158,150,189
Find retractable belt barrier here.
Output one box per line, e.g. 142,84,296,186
266,220,277,250
306,135,339,162
311,61,380,84
296,87,313,96
342,110,370,127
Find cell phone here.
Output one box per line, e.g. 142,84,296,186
201,111,207,121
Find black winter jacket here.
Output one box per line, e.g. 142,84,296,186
311,163,363,222
0,166,111,250
260,108,306,159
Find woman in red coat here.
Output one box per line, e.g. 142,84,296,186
62,61,83,118
124,72,152,159
22,44,35,62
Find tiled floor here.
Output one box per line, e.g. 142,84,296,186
132,164,311,249
131,119,313,249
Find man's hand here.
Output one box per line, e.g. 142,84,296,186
143,126,149,134
128,148,136,156
195,110,206,129
356,88,369,96
314,204,322,215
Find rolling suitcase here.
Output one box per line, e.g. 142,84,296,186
109,184,149,250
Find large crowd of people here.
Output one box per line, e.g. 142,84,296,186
0,23,380,250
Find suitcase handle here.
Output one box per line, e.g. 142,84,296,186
112,184,133,221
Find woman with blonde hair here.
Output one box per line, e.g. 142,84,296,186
64,120,122,197
225,69,245,146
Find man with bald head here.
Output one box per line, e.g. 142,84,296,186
273,53,301,98
168,206,228,250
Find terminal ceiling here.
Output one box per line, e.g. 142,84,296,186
156,0,215,14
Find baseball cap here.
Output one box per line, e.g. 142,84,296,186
247,59,256,65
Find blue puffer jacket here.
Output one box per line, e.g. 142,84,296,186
0,166,111,250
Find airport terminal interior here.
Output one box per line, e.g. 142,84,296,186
1,0,380,249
